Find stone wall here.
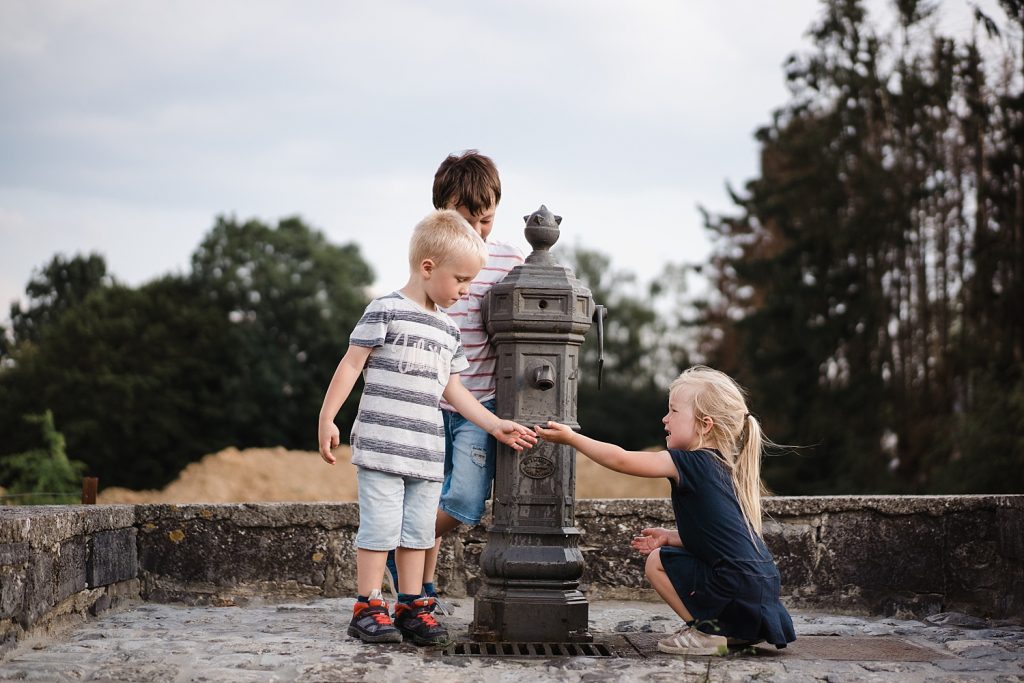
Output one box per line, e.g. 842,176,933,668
576,496,1024,619
2,495,1021,656
0,506,139,656
134,503,358,605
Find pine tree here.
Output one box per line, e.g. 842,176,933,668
698,0,1024,493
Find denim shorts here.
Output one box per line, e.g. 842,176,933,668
355,467,442,551
438,399,497,525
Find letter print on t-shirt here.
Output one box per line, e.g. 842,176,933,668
347,291,468,481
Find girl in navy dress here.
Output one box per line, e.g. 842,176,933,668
535,365,796,655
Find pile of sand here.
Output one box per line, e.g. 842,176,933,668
97,446,668,504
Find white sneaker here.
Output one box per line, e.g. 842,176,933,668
657,625,728,656
429,594,455,617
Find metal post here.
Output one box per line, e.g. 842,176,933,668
471,206,595,643
81,477,98,505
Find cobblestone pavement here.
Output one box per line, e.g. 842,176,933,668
2,598,1022,682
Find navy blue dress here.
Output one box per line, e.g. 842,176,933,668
658,448,796,648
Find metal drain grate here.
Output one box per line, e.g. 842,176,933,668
441,641,615,658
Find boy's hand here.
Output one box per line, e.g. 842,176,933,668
630,528,671,556
490,420,537,452
534,420,575,446
318,421,340,464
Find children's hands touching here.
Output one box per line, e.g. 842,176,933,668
491,420,538,452
534,420,575,446
318,420,340,465
630,527,673,556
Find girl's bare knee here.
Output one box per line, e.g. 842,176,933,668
644,548,663,578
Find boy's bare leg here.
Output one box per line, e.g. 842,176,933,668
395,547,427,596
422,510,463,584
644,550,694,622
356,548,389,597
422,537,444,586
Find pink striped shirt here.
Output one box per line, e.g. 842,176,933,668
439,238,525,410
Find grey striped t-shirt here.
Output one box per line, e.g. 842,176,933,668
349,291,469,481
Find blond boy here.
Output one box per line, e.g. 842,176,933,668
385,152,528,611
317,209,535,646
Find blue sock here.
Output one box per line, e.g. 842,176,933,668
356,595,369,603
397,592,419,604
422,582,437,596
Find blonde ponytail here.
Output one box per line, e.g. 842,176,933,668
735,413,768,537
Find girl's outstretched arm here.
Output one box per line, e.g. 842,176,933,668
534,420,677,480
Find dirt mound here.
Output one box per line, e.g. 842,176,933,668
578,453,669,499
97,446,669,504
97,447,358,504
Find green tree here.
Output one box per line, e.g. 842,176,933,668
0,277,245,489
0,411,85,505
0,323,11,365
0,254,114,457
4,253,110,352
0,216,374,490
698,0,1024,493
190,215,374,449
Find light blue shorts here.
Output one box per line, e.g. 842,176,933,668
438,399,497,526
355,467,442,551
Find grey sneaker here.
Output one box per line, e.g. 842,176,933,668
393,596,451,646
347,589,402,644
657,625,728,656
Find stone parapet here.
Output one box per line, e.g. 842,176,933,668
135,503,358,604
1,495,1021,656
577,496,1024,620
0,505,140,656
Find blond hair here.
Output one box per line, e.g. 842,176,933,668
408,209,487,271
669,365,769,537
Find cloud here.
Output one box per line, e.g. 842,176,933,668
3,0,909,318
0,188,213,308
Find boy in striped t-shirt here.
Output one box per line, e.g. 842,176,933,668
317,209,536,646
385,151,527,612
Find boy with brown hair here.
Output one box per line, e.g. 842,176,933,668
386,151,526,612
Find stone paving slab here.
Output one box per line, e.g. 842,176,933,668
1,598,1022,682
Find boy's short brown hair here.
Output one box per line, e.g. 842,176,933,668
432,150,501,215
409,209,488,271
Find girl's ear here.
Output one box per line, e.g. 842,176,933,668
700,416,714,435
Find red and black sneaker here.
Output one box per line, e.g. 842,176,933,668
393,597,451,646
347,589,402,643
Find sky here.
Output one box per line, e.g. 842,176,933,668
0,0,1003,317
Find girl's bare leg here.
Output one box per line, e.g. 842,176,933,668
645,549,694,622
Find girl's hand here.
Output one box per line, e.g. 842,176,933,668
318,421,340,464
491,420,538,452
534,420,575,446
630,527,672,556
